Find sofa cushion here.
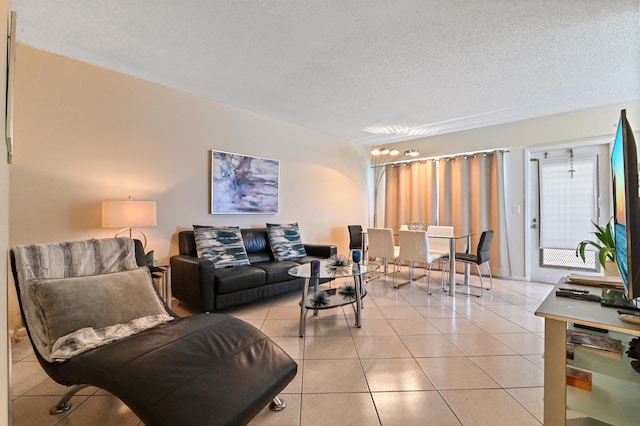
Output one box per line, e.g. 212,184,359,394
214,266,266,295
241,228,274,263
252,260,300,284
193,226,251,269
266,223,307,261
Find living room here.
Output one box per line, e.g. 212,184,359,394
3,1,640,424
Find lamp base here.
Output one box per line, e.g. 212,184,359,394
114,227,148,249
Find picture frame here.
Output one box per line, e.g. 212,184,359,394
211,150,279,214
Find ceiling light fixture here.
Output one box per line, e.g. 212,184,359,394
405,149,419,157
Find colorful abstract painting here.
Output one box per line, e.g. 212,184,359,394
211,150,279,214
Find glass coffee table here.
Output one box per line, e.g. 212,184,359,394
288,261,380,337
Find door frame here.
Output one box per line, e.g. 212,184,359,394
524,137,612,283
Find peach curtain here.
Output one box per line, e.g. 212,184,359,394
384,161,438,232
384,151,510,277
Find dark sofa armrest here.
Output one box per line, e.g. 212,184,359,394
304,244,337,258
170,255,216,312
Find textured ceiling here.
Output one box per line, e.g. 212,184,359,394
11,0,640,145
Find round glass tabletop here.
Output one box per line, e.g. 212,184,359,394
288,260,380,279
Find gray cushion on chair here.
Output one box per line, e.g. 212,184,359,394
12,238,171,362
32,267,171,360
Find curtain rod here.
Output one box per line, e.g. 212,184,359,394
374,148,510,168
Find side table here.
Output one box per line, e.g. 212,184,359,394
151,262,172,304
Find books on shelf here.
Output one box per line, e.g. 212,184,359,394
565,274,624,288
566,366,592,391
567,330,624,359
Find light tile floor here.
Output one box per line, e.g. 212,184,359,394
11,272,556,425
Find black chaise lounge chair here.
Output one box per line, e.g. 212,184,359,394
10,237,297,426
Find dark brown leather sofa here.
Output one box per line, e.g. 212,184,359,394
171,229,337,312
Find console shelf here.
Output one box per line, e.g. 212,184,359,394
536,280,640,425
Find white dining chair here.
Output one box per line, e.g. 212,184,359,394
366,228,400,283
413,230,447,294
427,225,454,289
395,230,419,288
427,225,454,257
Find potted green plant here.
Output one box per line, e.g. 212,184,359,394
575,220,616,270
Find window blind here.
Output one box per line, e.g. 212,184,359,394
539,155,598,249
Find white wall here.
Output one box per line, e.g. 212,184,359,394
8,45,370,328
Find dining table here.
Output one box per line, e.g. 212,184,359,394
429,233,473,295
362,229,473,295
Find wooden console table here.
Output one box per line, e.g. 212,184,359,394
535,279,640,425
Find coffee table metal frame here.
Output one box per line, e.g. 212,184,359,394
288,261,380,337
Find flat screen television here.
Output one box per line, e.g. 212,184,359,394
611,109,640,302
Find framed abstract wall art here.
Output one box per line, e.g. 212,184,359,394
211,150,279,214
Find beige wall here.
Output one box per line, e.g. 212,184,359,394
8,45,370,328
8,44,640,326
390,101,640,279
1,3,12,423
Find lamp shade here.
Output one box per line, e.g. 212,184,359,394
102,200,157,228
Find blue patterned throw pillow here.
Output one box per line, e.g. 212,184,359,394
267,222,307,261
193,226,251,269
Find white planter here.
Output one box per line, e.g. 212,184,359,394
603,261,620,278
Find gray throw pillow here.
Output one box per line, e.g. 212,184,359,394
31,267,170,361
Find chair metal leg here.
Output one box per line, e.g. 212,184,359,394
452,261,482,297
476,265,484,297
269,395,287,411
409,260,426,282
366,259,381,282
427,260,446,296
50,384,90,414
484,263,493,290
393,260,410,289
393,265,398,288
